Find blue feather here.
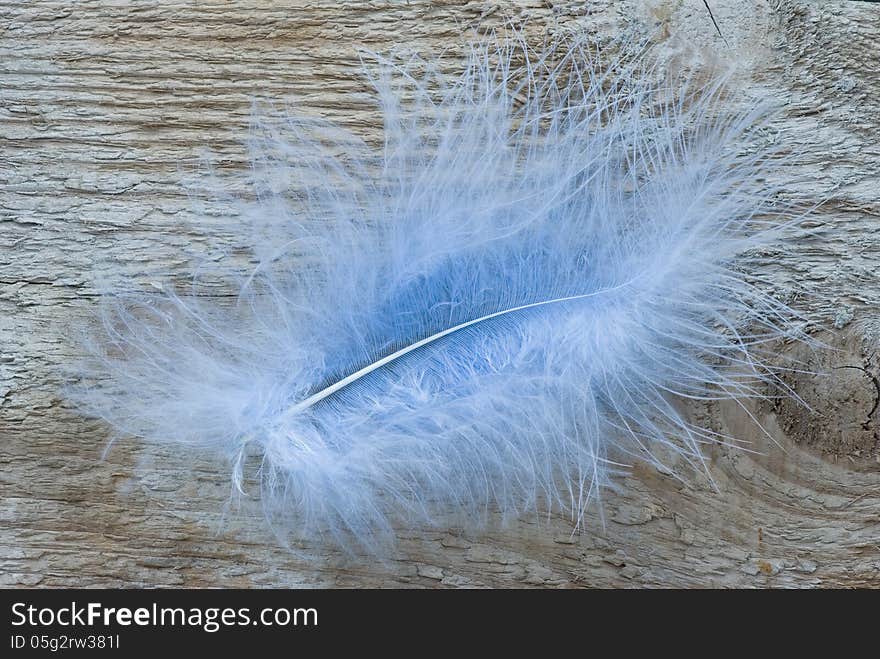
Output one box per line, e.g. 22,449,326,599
70,37,804,551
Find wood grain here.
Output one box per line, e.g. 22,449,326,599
2,0,879,587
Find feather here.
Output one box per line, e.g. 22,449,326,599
69,36,804,552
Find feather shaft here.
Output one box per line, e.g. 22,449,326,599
282,285,632,418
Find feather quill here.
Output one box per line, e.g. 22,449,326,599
70,37,803,551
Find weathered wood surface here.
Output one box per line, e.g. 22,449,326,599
2,0,879,588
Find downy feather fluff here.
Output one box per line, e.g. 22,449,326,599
71,37,802,551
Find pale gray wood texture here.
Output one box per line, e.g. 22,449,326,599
2,0,879,587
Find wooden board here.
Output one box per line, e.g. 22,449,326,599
2,0,879,587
